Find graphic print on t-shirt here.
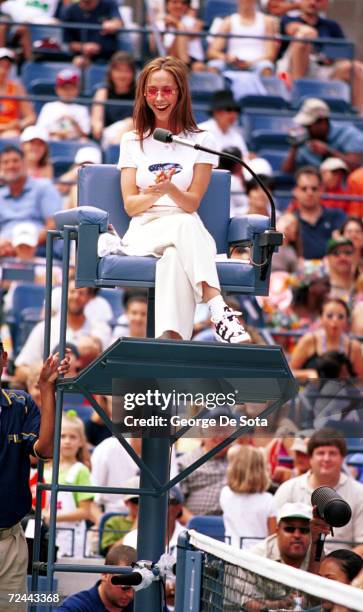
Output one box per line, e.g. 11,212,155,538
149,162,182,182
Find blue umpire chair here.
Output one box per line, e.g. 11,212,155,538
53,166,280,332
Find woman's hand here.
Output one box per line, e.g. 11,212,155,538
143,178,175,198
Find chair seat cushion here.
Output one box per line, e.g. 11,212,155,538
98,254,255,289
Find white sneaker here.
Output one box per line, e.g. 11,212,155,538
212,307,251,344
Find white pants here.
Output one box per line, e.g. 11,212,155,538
122,210,221,339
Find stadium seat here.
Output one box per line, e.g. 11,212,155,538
250,131,290,152
103,144,120,165
21,61,71,91
203,0,237,28
319,40,355,61
255,149,287,172
242,111,295,144
238,94,289,112
98,511,129,555
187,516,225,542
291,79,351,113
189,72,226,103
274,191,292,211
261,76,290,101
5,284,46,356
52,157,74,178
0,137,20,152
48,140,100,161
83,65,107,97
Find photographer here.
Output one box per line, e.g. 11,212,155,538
282,98,363,174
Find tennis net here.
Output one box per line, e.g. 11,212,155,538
179,530,363,611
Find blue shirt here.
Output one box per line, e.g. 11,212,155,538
0,389,40,528
0,177,62,239
296,122,363,168
62,0,120,59
58,583,134,611
295,206,346,259
280,14,345,56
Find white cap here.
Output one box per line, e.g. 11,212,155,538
0,47,15,61
320,157,348,173
291,437,308,454
277,502,312,523
122,476,140,502
75,146,102,165
294,98,330,126
20,125,47,143
243,157,273,181
11,222,39,247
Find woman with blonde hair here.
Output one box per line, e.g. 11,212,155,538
220,445,277,549
43,411,94,557
116,56,250,343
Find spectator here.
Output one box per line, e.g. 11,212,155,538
271,436,311,486
42,411,94,557
198,90,248,157
100,476,139,555
320,157,349,211
220,445,277,549
290,297,363,380
207,0,278,76
262,0,306,16
346,167,363,217
274,428,363,554
154,0,206,71
20,126,53,180
283,99,363,174
0,0,60,60
325,236,356,303
0,146,62,257
52,283,113,323
249,502,330,572
91,51,135,145
0,47,35,137
36,68,91,141
340,216,363,278
272,213,301,273
218,146,248,218
0,342,69,604
291,166,346,259
14,281,112,382
111,293,147,341
245,158,274,216
319,549,363,595
290,267,330,326
57,543,136,611
61,0,123,68
278,0,363,114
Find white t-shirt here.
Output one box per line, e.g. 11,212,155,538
37,101,91,139
123,520,185,558
51,286,114,324
1,0,59,22
118,130,218,210
14,315,111,367
220,487,277,549
198,118,248,158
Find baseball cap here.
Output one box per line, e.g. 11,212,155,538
209,90,240,113
277,502,312,523
75,146,102,165
294,98,330,126
56,68,80,87
320,157,348,173
326,236,353,255
20,125,47,144
122,476,140,502
169,486,184,504
0,48,15,61
291,437,308,454
243,157,273,181
11,222,39,247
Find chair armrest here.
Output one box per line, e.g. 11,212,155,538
228,214,270,246
54,206,109,233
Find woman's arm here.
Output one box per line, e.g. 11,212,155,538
267,516,277,535
91,88,107,141
351,339,363,378
290,333,315,370
121,167,160,216
207,17,230,61
143,163,213,213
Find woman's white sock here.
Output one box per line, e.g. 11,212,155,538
207,295,226,320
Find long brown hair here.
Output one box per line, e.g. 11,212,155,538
133,56,199,147
106,51,136,92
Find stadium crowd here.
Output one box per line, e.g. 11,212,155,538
0,0,363,610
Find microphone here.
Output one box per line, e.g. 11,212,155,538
153,128,281,233
111,572,143,587
311,486,352,528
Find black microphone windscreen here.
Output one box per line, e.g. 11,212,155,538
153,128,173,143
311,486,352,528
111,572,143,586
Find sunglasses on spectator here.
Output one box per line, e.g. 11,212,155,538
298,186,319,192
145,86,178,98
281,526,310,534
330,248,354,256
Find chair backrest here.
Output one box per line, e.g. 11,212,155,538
21,61,69,90
204,0,237,28
78,165,231,254
291,79,351,111
49,140,100,161
187,515,225,542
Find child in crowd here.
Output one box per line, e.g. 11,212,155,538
100,476,140,555
43,411,94,557
220,445,277,549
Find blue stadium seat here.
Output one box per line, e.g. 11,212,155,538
187,516,225,542
274,191,292,211
239,94,289,112
203,0,237,28
291,79,351,112
48,141,100,162
261,76,290,101
250,131,290,152
319,41,355,61
83,64,107,97
52,157,74,178
0,138,20,152
193,107,210,123
21,61,71,90
5,284,46,356
27,79,56,113
189,72,226,103
242,111,295,144
103,144,120,165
